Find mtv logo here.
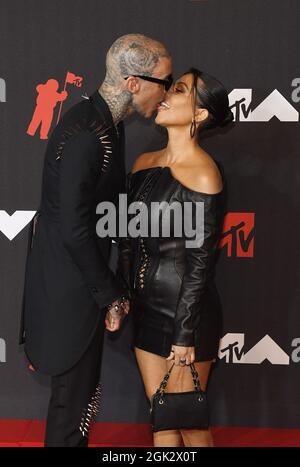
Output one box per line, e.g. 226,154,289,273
0,78,6,103
0,338,6,363
0,210,36,241
229,89,299,122
219,333,290,365
220,212,254,258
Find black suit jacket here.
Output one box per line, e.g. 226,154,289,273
20,91,128,375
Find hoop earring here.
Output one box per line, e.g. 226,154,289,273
190,119,196,138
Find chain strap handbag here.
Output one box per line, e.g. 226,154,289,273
150,362,209,432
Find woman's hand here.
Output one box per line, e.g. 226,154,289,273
105,298,130,332
166,344,195,366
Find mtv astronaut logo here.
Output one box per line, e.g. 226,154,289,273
219,333,290,365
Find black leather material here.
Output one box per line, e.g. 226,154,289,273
116,163,226,359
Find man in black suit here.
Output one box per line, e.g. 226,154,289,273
20,33,172,447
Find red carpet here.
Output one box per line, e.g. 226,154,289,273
0,421,299,447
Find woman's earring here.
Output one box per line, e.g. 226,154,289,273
190,119,196,138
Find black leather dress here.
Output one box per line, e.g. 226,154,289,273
116,162,226,362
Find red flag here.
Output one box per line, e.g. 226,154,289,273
65,71,83,87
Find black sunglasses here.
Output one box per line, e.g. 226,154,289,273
124,74,173,91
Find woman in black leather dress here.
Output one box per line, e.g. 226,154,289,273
116,68,233,447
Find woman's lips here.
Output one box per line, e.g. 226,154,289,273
157,101,170,111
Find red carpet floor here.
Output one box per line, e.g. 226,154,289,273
0,421,299,447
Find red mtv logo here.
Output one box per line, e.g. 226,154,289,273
27,70,83,140
219,212,255,257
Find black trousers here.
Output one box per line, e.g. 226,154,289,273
44,314,106,447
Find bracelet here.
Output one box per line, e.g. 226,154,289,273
107,295,127,312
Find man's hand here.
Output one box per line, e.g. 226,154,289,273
105,298,130,332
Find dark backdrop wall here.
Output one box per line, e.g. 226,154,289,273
1,0,300,428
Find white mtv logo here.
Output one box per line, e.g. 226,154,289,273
0,338,6,363
0,210,36,240
0,78,6,102
219,333,290,365
229,89,298,122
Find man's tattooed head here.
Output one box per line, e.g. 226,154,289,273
99,34,172,122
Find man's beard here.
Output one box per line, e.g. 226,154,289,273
132,99,151,118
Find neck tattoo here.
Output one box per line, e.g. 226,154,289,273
98,84,133,134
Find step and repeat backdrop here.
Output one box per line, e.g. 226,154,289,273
1,0,300,428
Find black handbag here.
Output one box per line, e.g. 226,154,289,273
150,362,209,432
